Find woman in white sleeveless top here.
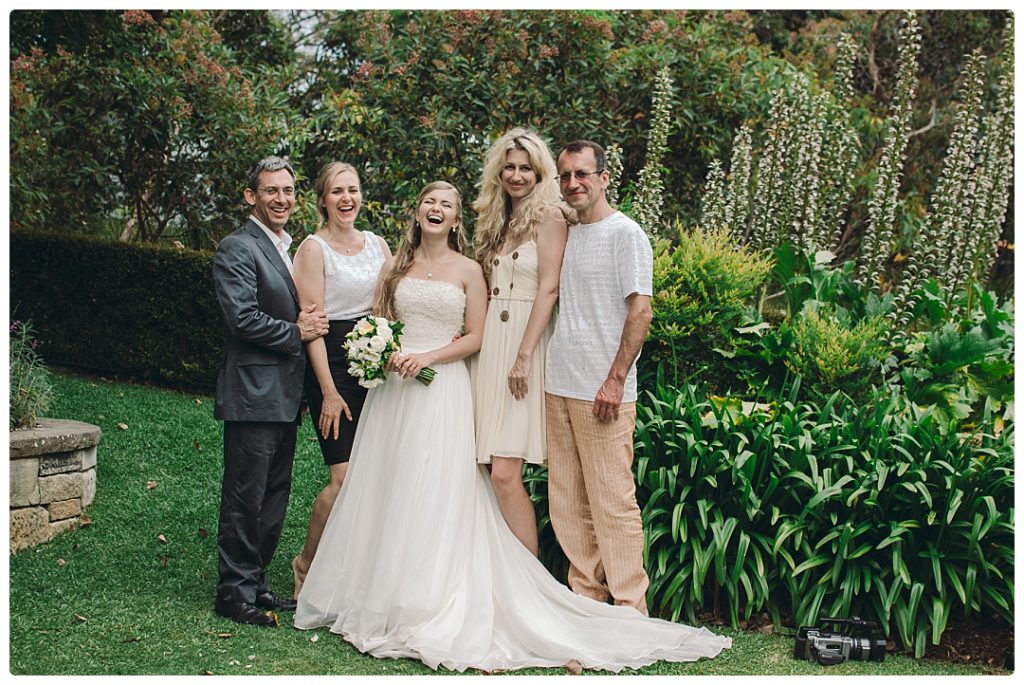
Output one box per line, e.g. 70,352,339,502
290,161,391,597
470,129,570,554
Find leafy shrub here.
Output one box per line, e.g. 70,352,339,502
643,226,772,390
632,377,1014,657
785,304,888,400
9,320,54,429
10,231,223,391
898,282,1014,431
723,241,895,401
769,242,874,321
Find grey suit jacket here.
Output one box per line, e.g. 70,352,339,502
212,220,305,422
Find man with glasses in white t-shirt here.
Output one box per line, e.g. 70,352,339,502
545,140,654,614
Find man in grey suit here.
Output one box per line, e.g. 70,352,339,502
212,156,329,627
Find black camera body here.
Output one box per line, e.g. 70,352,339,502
794,616,886,665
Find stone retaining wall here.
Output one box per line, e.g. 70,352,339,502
9,418,100,552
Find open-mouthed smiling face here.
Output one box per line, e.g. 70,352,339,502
246,168,295,233
416,188,460,235
324,170,361,228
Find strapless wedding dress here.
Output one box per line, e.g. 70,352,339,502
294,277,731,672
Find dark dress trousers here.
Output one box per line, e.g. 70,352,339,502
212,220,305,605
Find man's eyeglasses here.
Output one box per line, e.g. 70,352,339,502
558,169,604,184
258,186,296,197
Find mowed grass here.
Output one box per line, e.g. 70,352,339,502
7,372,1001,675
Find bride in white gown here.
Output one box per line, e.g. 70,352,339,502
294,181,732,672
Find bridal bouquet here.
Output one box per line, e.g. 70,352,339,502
344,316,436,389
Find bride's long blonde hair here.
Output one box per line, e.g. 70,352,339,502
373,181,466,320
472,129,569,283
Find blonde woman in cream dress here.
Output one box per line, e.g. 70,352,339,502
470,128,570,555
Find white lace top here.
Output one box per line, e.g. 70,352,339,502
304,232,386,320
394,278,465,353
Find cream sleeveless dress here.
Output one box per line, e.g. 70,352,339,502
470,240,550,464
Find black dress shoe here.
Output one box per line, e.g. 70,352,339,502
215,599,278,627
255,591,298,612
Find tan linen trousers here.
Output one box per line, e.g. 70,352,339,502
544,393,650,614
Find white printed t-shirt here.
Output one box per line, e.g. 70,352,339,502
545,211,653,404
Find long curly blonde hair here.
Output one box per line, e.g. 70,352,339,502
472,128,568,283
373,181,466,320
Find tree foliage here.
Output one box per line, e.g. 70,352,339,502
10,9,802,248
8,8,1013,266
10,10,293,248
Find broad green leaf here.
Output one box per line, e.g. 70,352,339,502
930,597,950,645
792,555,830,577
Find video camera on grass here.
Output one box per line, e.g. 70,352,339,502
794,616,886,665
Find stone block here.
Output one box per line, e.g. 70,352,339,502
10,418,100,551
48,498,82,521
9,418,101,458
10,507,49,553
49,518,78,538
10,457,41,507
81,468,97,508
39,473,82,503
81,445,97,470
40,451,83,476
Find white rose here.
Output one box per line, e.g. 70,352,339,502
374,316,390,329
355,318,375,336
379,326,394,342
368,336,386,353
361,377,385,389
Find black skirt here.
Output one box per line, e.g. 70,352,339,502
304,319,369,465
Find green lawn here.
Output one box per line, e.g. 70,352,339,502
7,372,1003,675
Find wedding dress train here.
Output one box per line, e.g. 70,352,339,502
294,277,731,672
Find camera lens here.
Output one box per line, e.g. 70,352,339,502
850,637,871,660
869,636,887,661
849,636,886,661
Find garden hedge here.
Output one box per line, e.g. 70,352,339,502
10,230,223,392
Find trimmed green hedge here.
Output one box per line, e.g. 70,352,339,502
10,231,223,391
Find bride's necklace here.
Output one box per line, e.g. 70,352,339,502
419,250,454,279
